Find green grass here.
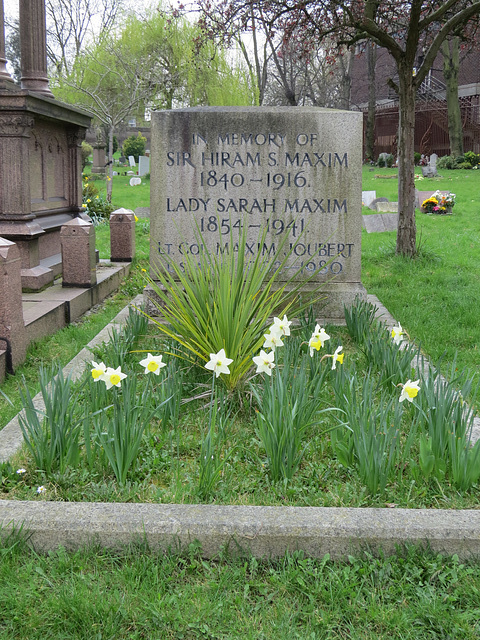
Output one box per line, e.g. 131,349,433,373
361,166,480,375
1,535,480,639
2,166,480,637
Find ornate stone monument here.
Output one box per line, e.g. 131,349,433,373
150,106,366,322
0,0,92,291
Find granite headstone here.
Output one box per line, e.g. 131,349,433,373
150,106,366,321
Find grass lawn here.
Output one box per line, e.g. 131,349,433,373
1,164,480,639
361,167,480,375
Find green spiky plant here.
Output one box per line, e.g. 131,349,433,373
143,219,331,391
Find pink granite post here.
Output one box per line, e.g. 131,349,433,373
110,208,135,262
60,218,97,287
0,237,27,369
19,0,53,97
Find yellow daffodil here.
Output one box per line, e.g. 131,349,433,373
331,346,344,370
139,353,167,375
391,323,404,345
103,366,127,389
399,379,420,403
308,324,330,356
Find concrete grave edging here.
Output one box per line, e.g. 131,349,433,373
1,294,479,560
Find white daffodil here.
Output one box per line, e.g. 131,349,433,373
331,346,345,370
263,331,284,351
139,353,167,375
391,323,404,345
270,315,292,337
205,349,233,378
252,350,275,376
399,379,420,403
91,361,107,382
103,366,127,389
308,324,330,356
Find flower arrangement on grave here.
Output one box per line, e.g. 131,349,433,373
421,190,456,214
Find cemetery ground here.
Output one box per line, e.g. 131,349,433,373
1,166,480,638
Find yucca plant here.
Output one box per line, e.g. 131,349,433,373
144,219,328,390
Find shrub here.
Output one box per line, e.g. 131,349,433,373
464,150,480,167
377,156,385,167
82,176,114,221
414,152,421,165
122,132,146,162
385,154,394,168
437,155,456,170
81,141,93,169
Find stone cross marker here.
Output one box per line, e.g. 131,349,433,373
150,106,366,321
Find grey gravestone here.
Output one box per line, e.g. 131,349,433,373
128,155,136,167
375,201,398,213
138,155,150,176
363,213,398,233
119,156,126,164
150,106,366,321
362,191,376,207
368,197,389,211
430,153,438,172
129,177,141,186
135,207,150,218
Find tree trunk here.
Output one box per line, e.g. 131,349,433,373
441,37,463,158
365,41,376,161
107,125,114,202
396,69,417,257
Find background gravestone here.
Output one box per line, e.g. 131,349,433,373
138,155,150,176
128,155,136,168
150,106,366,321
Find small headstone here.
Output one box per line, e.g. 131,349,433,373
112,171,118,176
368,197,389,211
362,191,376,207
128,155,136,167
375,201,398,213
138,155,150,176
135,207,150,218
127,170,135,175
129,177,142,186
429,153,438,172
362,213,398,233
421,165,437,178
119,156,126,163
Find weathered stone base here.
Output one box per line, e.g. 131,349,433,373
143,280,367,325
1,501,480,560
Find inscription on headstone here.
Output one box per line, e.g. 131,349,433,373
150,107,366,320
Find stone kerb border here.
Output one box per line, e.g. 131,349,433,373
1,295,480,559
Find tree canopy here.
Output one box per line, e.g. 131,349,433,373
199,0,480,256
